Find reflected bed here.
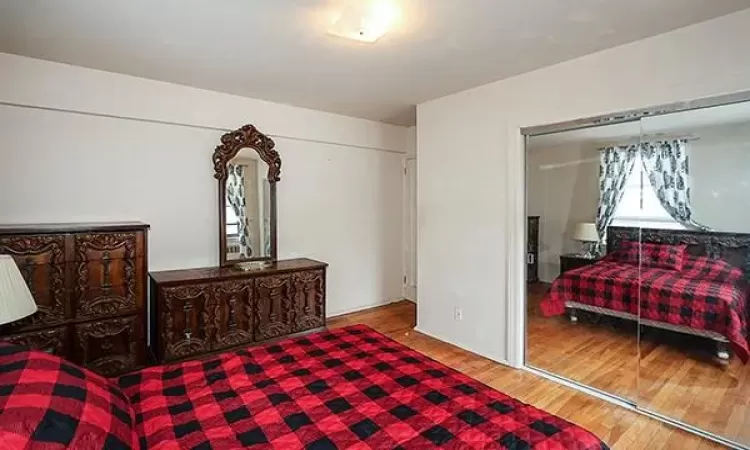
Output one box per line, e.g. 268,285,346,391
541,226,750,362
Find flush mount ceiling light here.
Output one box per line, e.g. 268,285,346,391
328,0,400,43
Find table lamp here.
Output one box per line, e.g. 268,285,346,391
572,222,600,258
0,255,38,326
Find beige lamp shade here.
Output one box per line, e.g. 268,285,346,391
572,222,599,243
0,255,38,325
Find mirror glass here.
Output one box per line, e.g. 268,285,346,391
225,148,272,261
636,100,750,447
525,120,642,403
525,97,750,448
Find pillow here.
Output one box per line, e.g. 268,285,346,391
0,342,138,450
682,255,745,283
611,240,687,271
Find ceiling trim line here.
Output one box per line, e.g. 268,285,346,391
0,100,407,155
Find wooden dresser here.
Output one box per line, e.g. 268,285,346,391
150,258,327,363
0,222,149,376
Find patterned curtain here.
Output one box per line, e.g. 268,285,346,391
226,164,253,257
596,146,638,244
640,140,709,231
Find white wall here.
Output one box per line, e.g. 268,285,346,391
684,122,750,233
527,143,599,282
417,9,750,366
0,52,409,317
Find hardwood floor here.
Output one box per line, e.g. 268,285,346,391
328,300,727,449
527,282,750,448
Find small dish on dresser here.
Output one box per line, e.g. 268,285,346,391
235,260,273,271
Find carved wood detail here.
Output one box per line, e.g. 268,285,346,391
213,281,254,348
254,274,294,341
151,259,327,364
74,315,142,377
607,226,750,281
212,124,281,183
213,124,281,266
0,235,66,328
292,270,325,332
0,223,149,377
73,258,138,318
73,232,141,318
74,232,139,260
0,327,67,356
0,234,66,264
161,284,213,360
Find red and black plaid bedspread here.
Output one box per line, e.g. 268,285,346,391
541,255,750,362
118,325,607,449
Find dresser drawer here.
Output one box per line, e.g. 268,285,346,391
0,326,68,356
150,258,328,365
291,270,325,333
213,281,254,350
254,274,294,342
70,258,144,319
73,232,144,261
0,234,67,264
73,315,144,377
10,262,68,328
159,284,214,362
0,223,149,377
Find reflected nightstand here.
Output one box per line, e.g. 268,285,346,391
560,254,601,274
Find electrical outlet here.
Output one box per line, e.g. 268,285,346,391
454,307,463,321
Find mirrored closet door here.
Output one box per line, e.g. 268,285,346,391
636,101,750,446
526,95,750,449
525,121,642,404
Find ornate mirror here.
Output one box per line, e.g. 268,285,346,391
213,124,281,267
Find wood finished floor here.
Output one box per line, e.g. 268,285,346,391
328,300,728,449
527,282,749,448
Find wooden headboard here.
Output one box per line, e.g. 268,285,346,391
607,226,750,280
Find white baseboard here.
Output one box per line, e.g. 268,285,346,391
327,297,405,318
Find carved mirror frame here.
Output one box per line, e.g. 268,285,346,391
213,124,281,267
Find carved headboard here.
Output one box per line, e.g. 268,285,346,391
606,226,750,281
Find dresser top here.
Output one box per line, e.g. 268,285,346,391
150,258,328,284
0,221,150,234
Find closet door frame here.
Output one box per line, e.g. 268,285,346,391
518,89,750,450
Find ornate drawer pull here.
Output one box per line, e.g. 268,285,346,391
101,250,113,288
183,300,193,340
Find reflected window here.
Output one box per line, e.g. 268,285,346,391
226,204,240,237
611,152,683,230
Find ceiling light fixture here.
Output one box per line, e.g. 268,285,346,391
328,0,400,43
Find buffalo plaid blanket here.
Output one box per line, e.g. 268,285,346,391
541,255,750,362
118,325,608,449
0,343,138,449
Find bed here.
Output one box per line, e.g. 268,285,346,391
541,226,750,363
0,325,608,449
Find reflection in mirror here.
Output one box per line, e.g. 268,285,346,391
525,120,642,403
636,100,750,447
526,98,750,448
214,123,280,266
225,149,272,261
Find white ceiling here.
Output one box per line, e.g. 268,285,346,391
1,1,749,126
528,101,750,149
